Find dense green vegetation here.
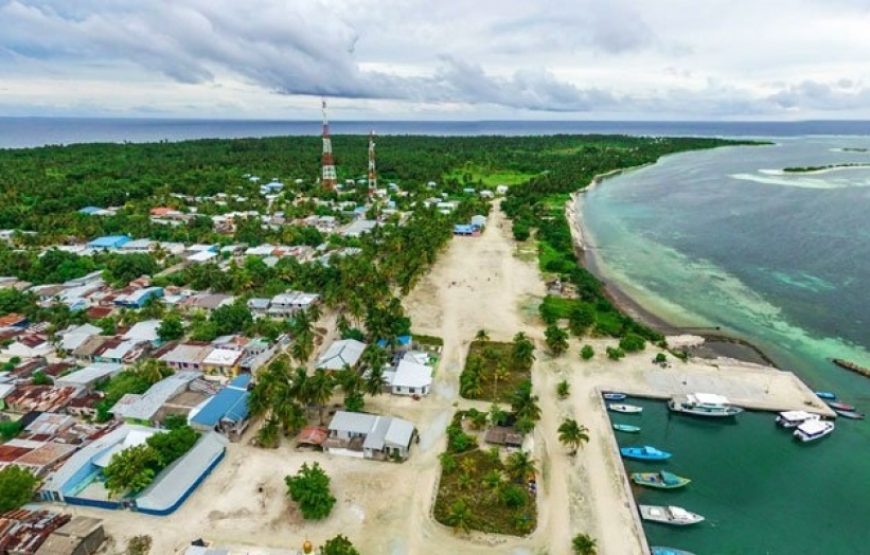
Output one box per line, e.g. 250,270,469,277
285,462,336,520
460,334,535,402
500,136,745,342
434,412,537,536
0,466,38,511
103,424,200,497
782,162,870,173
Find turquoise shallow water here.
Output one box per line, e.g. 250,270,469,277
581,137,870,554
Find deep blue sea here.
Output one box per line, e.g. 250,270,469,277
1,117,870,148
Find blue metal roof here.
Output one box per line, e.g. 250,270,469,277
376,335,412,349
87,235,130,248
190,377,250,428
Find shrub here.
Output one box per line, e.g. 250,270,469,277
500,484,527,508
580,345,594,360
605,346,625,360
618,334,645,352
285,462,336,520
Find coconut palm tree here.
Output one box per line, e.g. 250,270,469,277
489,403,508,427
558,418,590,455
572,533,598,555
305,369,335,424
446,498,474,534
511,332,536,370
505,450,536,483
490,363,509,400
556,379,570,399
133,358,170,384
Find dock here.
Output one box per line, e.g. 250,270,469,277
588,358,837,418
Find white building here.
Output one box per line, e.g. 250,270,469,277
316,339,367,371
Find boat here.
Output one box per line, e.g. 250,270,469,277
613,423,641,433
794,420,835,442
776,410,820,428
631,470,691,490
608,403,642,414
668,392,743,418
834,409,865,420
826,401,856,411
603,392,627,401
639,505,705,526
814,391,837,400
620,445,672,461
652,548,697,555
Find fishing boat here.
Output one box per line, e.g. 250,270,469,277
776,410,820,428
815,391,837,400
826,400,856,411
668,392,743,418
834,409,865,420
608,403,643,414
620,445,671,461
602,392,627,401
631,470,691,490
794,420,835,442
613,423,641,433
652,548,697,555
639,505,705,526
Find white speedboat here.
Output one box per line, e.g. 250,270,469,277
608,403,642,414
776,410,820,429
668,393,743,417
639,505,705,526
794,420,835,442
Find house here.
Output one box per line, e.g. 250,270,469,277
110,371,201,425
34,516,106,555
54,362,123,391
87,235,130,250
122,319,162,344
4,386,78,413
159,343,212,371
188,250,217,263
93,338,148,364
59,323,101,353
119,238,155,252
246,298,270,317
189,374,251,440
5,333,53,359
385,359,433,396
316,339,367,371
200,348,243,380
323,411,416,461
114,287,164,309
267,291,320,318
471,214,487,228
342,219,378,237
0,312,29,329
180,293,235,312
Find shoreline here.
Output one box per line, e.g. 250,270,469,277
569,168,781,368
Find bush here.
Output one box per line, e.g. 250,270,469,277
31,371,52,386
580,345,594,360
447,423,477,453
500,484,527,508
605,346,625,360
322,535,360,555
618,334,645,353
0,466,38,511
285,462,336,520
654,353,667,364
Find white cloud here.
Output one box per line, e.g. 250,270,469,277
0,0,869,118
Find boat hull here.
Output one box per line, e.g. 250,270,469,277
639,505,705,526
613,424,641,433
631,472,690,489
834,410,865,420
621,447,672,461
609,403,643,414
668,400,743,418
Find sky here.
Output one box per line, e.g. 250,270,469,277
1,0,870,120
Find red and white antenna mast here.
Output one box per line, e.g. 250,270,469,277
320,97,337,190
367,130,377,198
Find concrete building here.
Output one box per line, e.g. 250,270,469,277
316,339,367,371
385,359,433,396
159,343,212,371
324,411,416,461
110,371,201,425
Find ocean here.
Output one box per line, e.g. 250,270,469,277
1,117,870,149
581,136,870,554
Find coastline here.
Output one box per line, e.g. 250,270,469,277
569,167,780,368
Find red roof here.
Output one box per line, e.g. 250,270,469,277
86,306,114,319
0,313,27,327
296,426,328,446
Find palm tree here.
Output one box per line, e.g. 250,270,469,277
133,358,170,384
257,415,281,448
490,363,509,400
307,303,322,324
489,403,508,427
364,365,387,396
545,324,569,356
481,469,505,502
446,498,474,534
572,533,598,555
475,329,490,342
361,344,389,373
511,380,542,423
505,450,536,483
558,418,590,455
511,332,536,370
305,369,335,424
556,379,570,399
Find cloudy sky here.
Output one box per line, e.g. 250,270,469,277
1,0,870,120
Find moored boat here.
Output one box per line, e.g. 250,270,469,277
620,445,672,461
776,410,820,428
815,391,837,400
834,409,865,420
794,420,835,442
631,470,691,490
608,403,643,414
652,548,697,555
639,505,705,526
668,393,743,417
613,423,641,433
603,392,627,401
826,400,855,411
